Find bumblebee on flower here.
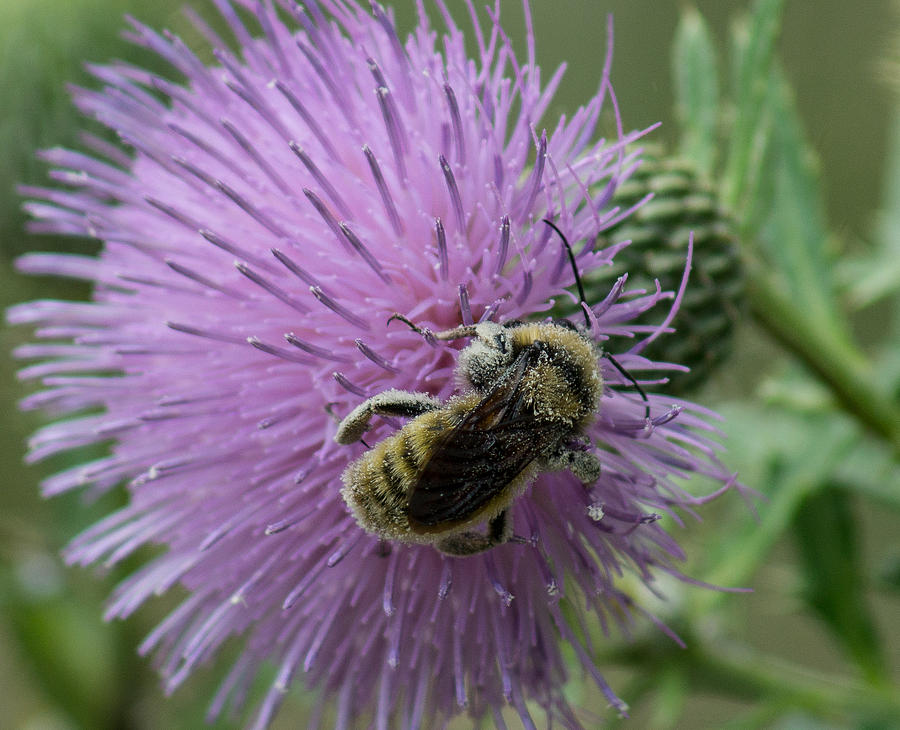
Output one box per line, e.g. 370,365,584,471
12,0,740,727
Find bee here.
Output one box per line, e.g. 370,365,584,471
334,220,648,556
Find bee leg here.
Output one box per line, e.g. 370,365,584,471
431,324,479,341
570,451,602,485
388,314,479,343
334,390,442,444
435,511,513,557
543,445,602,485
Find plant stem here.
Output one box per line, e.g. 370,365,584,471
746,264,900,455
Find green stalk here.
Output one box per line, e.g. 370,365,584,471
746,263,900,454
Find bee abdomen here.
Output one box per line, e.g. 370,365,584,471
340,430,428,542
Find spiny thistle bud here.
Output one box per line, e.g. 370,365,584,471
555,149,745,394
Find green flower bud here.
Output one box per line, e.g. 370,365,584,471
556,150,745,394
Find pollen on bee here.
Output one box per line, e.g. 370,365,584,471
522,363,583,422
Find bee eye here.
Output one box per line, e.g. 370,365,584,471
501,319,523,329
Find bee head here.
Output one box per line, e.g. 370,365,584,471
455,321,517,392
455,319,596,395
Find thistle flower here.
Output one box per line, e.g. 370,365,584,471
10,1,740,727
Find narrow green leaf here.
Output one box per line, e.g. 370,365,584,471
723,0,784,210
738,62,894,446
792,487,888,686
756,66,843,329
672,7,720,177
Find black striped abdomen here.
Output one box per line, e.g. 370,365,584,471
339,405,466,543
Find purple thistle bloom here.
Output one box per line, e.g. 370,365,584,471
10,1,741,727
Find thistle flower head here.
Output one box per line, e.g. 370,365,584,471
11,1,739,727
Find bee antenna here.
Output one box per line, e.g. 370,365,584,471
387,312,423,333
542,218,591,330
387,312,437,347
540,221,649,420
606,353,651,421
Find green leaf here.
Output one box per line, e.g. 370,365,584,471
832,430,900,511
722,704,792,730
604,673,658,729
0,0,186,260
672,7,720,177
840,102,900,310
877,551,900,594
746,267,900,449
687,403,857,616
755,66,844,330
2,553,132,729
737,64,899,445
792,487,888,686
723,0,784,211
874,340,900,397
761,370,900,510
650,666,688,729
770,713,844,730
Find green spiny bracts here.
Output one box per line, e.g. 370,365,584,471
555,150,745,394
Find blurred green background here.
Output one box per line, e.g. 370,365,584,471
2,1,898,728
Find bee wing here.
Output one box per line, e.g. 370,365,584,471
407,344,557,530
